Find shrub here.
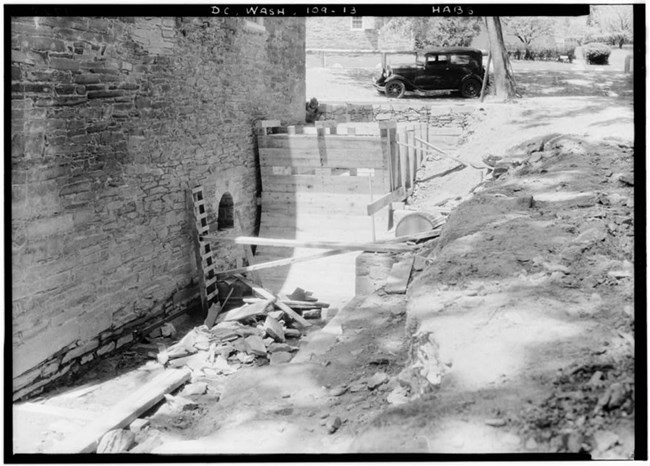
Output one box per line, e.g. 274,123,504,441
583,42,611,65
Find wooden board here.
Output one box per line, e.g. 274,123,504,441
261,173,389,195
215,299,273,324
259,147,386,169
216,249,350,277
208,236,417,253
366,187,407,216
385,257,415,294
261,192,370,216
49,368,191,453
260,212,375,232
233,274,310,328
258,134,382,149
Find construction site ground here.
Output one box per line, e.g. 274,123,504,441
15,57,638,458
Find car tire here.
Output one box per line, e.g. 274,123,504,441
385,81,406,99
460,78,481,98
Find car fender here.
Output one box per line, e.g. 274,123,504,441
384,75,417,91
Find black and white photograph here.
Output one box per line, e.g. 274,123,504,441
6,1,644,460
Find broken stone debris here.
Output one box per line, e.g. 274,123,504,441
149,288,325,374
326,416,342,434
366,372,389,390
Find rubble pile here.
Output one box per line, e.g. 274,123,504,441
147,287,329,378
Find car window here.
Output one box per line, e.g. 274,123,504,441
426,54,448,66
450,54,471,65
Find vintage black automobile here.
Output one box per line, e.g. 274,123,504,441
374,47,485,99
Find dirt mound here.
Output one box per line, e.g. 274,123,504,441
355,134,635,456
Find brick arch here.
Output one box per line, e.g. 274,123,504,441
217,192,235,230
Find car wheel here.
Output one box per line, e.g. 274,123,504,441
385,81,406,99
460,78,481,98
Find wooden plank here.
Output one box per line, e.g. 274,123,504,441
14,402,99,421
261,212,374,231
399,128,408,189
385,257,415,294
408,129,416,189
415,136,487,169
258,134,382,149
244,298,330,310
216,249,352,277
366,187,406,216
261,192,370,215
261,174,388,195
204,302,220,328
204,235,417,253
233,274,311,328
215,299,274,324
49,368,191,453
259,148,386,169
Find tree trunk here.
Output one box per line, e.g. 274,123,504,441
484,17,517,100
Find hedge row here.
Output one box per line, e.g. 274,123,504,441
508,46,577,63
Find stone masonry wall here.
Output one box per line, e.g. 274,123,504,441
11,16,305,399
319,102,473,129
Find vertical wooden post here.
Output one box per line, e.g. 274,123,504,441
368,176,376,242
379,120,397,192
399,126,408,190
407,127,416,191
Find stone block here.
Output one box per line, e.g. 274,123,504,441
48,57,80,71
97,341,116,356
116,333,134,349
64,338,100,363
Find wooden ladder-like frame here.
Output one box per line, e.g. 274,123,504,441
191,186,219,313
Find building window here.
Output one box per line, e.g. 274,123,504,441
351,17,363,30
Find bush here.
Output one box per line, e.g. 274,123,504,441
583,42,611,65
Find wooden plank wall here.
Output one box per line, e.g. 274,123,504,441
255,121,391,297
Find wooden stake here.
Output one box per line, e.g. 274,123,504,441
368,176,376,242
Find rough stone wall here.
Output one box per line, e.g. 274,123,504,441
306,17,380,50
319,102,473,128
11,16,305,399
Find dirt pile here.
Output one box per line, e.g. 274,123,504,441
350,133,635,457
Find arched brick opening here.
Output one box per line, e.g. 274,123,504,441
217,192,235,230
